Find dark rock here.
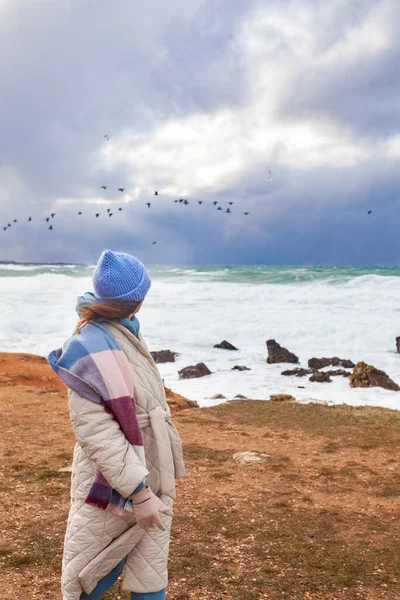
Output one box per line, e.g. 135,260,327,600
234,394,247,399
232,365,251,371
281,368,314,377
266,340,299,364
151,350,179,363
214,340,238,351
211,394,226,399
396,337,400,354
349,362,400,391
178,362,211,379
325,369,351,378
309,372,332,383
340,359,355,369
308,357,355,370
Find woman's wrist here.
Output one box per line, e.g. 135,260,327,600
128,485,151,502
130,480,146,495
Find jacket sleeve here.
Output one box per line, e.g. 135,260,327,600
68,388,149,498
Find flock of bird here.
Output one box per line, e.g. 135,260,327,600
2,133,259,245
1,137,375,244
1,132,377,242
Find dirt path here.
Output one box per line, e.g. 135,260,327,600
1,353,400,599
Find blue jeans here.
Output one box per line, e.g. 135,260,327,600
80,557,166,600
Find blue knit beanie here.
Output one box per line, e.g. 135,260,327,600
93,249,151,303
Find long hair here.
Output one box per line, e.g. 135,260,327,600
74,299,142,334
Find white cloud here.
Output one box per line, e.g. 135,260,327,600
98,0,395,199
385,134,400,158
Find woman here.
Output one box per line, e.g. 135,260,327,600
48,249,186,600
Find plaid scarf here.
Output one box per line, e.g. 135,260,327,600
48,319,145,516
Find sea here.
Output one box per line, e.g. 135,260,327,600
1,263,400,410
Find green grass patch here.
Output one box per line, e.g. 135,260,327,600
203,401,400,451
182,444,234,465
37,469,69,480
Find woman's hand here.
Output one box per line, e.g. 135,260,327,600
130,486,173,532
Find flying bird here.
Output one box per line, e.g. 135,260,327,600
118,207,123,211
51,213,56,218
7,223,11,227
183,200,189,205
109,213,113,217
147,203,151,208
267,170,272,183
174,200,179,203
78,212,82,215
104,135,110,141
13,219,17,223
28,217,32,221
226,208,232,213
100,186,107,190
49,225,53,230
154,191,159,196
3,226,6,231
178,199,184,203
368,210,373,215
107,208,111,213
213,201,218,206
95,213,100,218
118,188,124,192
152,241,157,245
217,207,223,211
244,212,250,215
198,201,203,205
45,217,50,222
228,202,234,205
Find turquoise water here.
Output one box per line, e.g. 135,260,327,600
2,263,400,284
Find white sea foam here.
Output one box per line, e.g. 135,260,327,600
1,264,400,410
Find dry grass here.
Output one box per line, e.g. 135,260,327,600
1,383,400,599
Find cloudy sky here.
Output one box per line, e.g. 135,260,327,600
0,0,399,266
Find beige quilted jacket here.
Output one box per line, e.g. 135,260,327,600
61,321,186,600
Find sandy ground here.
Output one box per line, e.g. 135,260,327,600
1,353,400,600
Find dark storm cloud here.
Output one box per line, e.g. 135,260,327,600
276,1,400,136
0,0,255,241
1,0,400,265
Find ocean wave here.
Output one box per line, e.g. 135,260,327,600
1,263,400,286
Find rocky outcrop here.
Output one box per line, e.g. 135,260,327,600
309,372,332,383
281,368,314,377
270,393,296,402
349,362,400,391
164,386,199,411
211,394,226,400
214,340,238,351
178,362,211,379
266,340,299,364
151,350,179,363
308,357,355,370
232,365,251,371
396,337,400,354
234,394,247,399
232,451,272,464
325,369,351,378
